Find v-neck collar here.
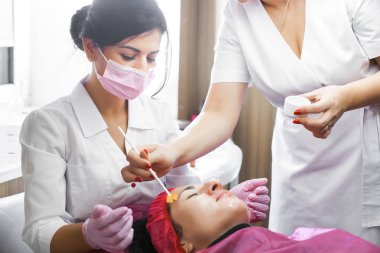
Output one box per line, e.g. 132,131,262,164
70,77,160,163
70,77,159,138
256,0,308,62
70,76,108,138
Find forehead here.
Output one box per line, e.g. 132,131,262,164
171,185,191,197
168,185,197,205
169,187,193,213
116,29,162,48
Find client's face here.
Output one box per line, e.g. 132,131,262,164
169,180,249,251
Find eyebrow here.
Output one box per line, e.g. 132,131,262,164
119,45,159,54
178,185,196,199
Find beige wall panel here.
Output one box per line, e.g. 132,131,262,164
179,0,217,120
0,177,23,198
233,88,276,227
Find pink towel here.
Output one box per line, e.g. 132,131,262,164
197,227,380,253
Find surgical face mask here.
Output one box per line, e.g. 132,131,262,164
94,48,155,100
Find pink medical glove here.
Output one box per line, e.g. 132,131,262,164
230,178,270,222
82,204,134,252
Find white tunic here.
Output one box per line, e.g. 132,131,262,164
20,79,201,253
211,0,380,246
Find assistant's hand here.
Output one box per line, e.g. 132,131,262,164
294,85,349,139
121,144,177,183
82,204,134,252
230,178,270,222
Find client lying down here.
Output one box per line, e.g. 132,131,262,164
145,180,380,253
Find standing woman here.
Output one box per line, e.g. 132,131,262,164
126,0,380,246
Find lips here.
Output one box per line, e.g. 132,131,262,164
215,190,229,202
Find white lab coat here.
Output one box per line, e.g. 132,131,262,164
211,0,380,246
20,79,201,253
363,105,380,228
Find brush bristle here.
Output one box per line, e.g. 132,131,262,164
166,193,178,203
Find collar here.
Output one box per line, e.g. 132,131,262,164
70,76,107,138
208,224,251,248
70,76,159,138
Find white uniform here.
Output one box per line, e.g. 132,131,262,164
363,105,380,228
20,79,201,253
211,0,380,246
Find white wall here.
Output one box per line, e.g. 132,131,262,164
27,0,94,107
143,0,180,117
26,0,180,116
0,0,30,112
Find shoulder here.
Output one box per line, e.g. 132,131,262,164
343,0,380,20
224,0,246,17
27,95,71,118
22,96,73,134
344,0,364,18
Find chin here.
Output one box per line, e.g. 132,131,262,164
221,199,249,220
221,195,246,208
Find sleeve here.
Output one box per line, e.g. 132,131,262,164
347,0,380,59
20,109,73,253
211,1,251,84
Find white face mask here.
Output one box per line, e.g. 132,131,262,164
95,48,155,100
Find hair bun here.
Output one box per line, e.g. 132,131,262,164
70,5,90,50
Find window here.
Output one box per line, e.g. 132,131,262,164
0,48,13,85
0,0,14,86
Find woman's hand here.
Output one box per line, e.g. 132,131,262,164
121,144,177,183
294,85,350,139
230,178,270,222
82,205,134,252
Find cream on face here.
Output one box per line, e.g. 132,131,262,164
168,180,250,251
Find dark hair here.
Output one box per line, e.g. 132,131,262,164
70,0,170,96
70,0,167,50
167,203,183,240
126,219,158,253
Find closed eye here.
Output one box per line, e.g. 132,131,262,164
120,54,135,61
178,185,196,200
147,57,156,63
186,193,198,199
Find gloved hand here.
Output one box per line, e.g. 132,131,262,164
82,204,134,252
230,178,270,222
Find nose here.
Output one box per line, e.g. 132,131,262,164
133,58,149,73
201,179,223,195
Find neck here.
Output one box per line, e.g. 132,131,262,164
261,0,288,9
85,71,127,117
207,224,250,248
191,224,251,251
